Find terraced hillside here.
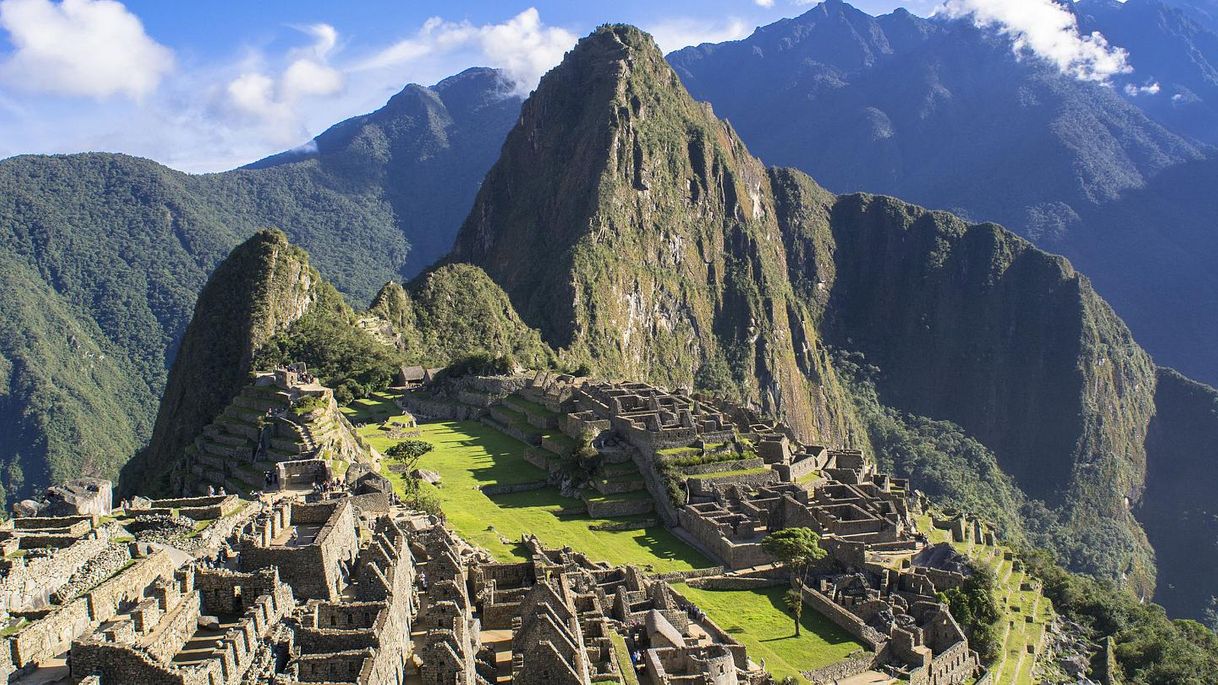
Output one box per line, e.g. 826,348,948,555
919,514,1057,683
183,374,372,496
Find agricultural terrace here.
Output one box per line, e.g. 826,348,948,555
672,583,865,683
918,514,1056,684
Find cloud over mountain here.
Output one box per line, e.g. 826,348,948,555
941,0,1131,82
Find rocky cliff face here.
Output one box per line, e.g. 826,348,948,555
788,187,1159,594
1142,368,1218,618
450,25,864,446
120,230,323,495
449,23,1170,596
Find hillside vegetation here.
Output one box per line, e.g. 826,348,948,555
448,23,1169,602
0,69,520,504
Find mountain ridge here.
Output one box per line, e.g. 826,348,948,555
0,70,522,505
449,23,1168,600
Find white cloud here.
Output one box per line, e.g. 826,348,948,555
647,17,752,53
224,22,344,143
939,0,1132,83
1124,81,1160,96
0,0,173,99
754,0,775,7
355,8,575,97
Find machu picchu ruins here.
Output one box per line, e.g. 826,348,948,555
0,363,1067,684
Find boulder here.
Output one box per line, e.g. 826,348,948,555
13,499,45,518
412,469,442,485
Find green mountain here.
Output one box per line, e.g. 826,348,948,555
120,230,331,494
449,25,864,446
371,265,555,370
449,23,1211,610
0,69,521,504
124,234,551,497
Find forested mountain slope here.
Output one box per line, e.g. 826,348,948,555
450,22,1213,617
0,69,521,504
667,0,1218,385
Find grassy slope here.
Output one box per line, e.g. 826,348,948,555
359,414,709,572
672,583,864,682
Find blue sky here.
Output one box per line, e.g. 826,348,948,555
0,0,1119,171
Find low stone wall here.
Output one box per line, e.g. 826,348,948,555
687,470,776,495
399,394,476,421
651,566,727,582
85,549,177,624
139,495,241,520
678,457,765,476
795,580,885,650
589,518,657,532
8,598,90,667
686,576,784,590
775,455,820,483
541,434,576,457
480,482,547,496
805,650,876,684
585,497,653,518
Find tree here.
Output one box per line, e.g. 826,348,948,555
764,528,826,636
384,439,434,474
784,588,805,637
761,527,827,581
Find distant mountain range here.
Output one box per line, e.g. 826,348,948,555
670,0,1218,385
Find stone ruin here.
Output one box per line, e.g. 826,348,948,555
395,370,988,684
180,365,375,497
13,478,112,519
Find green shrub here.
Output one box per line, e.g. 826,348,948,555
385,440,434,461
939,566,1002,663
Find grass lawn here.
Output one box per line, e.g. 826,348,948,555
340,391,400,423
672,583,864,682
360,418,711,573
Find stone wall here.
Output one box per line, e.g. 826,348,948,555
677,509,770,570
0,536,109,614
584,497,653,518
84,550,177,625
240,501,357,601
139,495,240,520
775,455,820,483
687,470,776,496
8,599,90,668
795,580,885,650
275,459,330,488
679,457,765,476
805,650,876,684
480,482,547,496
686,576,784,590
